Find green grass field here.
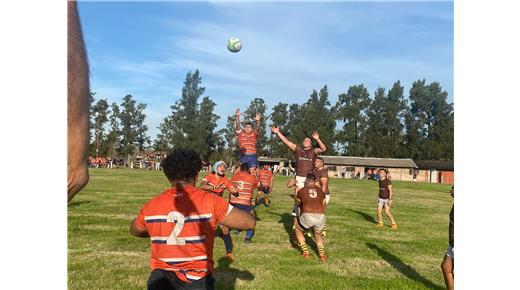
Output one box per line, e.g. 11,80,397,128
68,168,452,290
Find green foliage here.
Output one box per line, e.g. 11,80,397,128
118,94,150,163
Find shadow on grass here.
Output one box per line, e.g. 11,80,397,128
214,256,254,290
68,200,92,207
349,209,377,224
366,243,444,290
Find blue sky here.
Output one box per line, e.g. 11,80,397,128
78,1,453,139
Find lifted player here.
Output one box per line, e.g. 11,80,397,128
199,161,237,197
295,174,327,262
235,108,261,174
375,168,397,229
257,163,274,207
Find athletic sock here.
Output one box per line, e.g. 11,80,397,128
299,243,309,254
318,245,325,257
223,234,233,253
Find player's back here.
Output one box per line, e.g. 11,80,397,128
230,172,258,205
258,169,273,186
297,185,326,214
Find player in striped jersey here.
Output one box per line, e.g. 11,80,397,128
130,149,256,290
220,163,261,260
235,108,261,174
199,161,237,197
257,163,274,207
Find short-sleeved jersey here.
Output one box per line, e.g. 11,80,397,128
230,171,259,206
295,147,317,177
314,167,329,194
237,130,258,155
135,184,232,283
201,172,233,196
379,179,392,199
296,185,326,214
257,169,273,187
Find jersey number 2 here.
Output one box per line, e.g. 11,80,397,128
166,211,186,245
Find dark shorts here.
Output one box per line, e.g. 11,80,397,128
147,269,215,290
232,203,255,213
239,154,258,168
260,186,270,195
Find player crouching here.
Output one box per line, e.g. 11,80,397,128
294,174,327,262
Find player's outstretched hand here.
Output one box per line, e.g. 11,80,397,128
271,126,280,134
255,113,261,121
312,131,320,139
235,108,241,116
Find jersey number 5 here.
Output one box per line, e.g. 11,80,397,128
309,189,317,198
166,211,186,245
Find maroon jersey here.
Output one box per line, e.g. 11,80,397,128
296,185,326,214
379,179,392,199
295,147,317,177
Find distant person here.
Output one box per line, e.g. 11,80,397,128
130,149,255,290
441,185,454,290
294,174,327,261
257,164,274,207
235,108,261,174
375,169,397,230
413,173,418,186
68,0,90,203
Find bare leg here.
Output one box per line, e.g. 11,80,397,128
441,255,454,290
384,206,396,225
377,208,383,224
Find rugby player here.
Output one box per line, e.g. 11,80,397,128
235,108,261,174
199,161,237,197
441,185,454,290
130,149,255,290
375,168,397,229
257,163,274,207
295,174,327,262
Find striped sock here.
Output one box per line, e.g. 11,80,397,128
300,243,309,254
318,245,325,257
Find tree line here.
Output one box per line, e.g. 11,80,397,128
89,69,453,166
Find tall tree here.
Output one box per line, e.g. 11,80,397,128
106,102,120,160
334,84,371,156
386,81,407,157
118,94,149,165
195,96,220,160
90,98,110,157
364,87,388,157
244,97,268,156
268,102,290,158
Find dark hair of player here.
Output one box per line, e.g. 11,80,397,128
316,156,324,161
244,122,254,127
380,168,388,174
162,149,202,182
305,173,317,183
240,163,250,172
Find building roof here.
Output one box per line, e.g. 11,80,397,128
258,157,286,163
320,156,418,169
414,160,454,171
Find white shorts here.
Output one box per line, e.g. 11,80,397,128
377,198,390,209
298,213,326,233
445,245,454,259
295,176,306,188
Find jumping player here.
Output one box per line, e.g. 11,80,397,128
271,127,326,245
257,163,274,207
375,168,397,229
235,108,261,174
130,149,256,290
221,163,261,260
199,161,237,197
441,185,454,290
295,174,327,261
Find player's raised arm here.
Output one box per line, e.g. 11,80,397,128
254,113,261,134
312,131,327,154
271,126,297,151
235,108,242,132
220,207,256,230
